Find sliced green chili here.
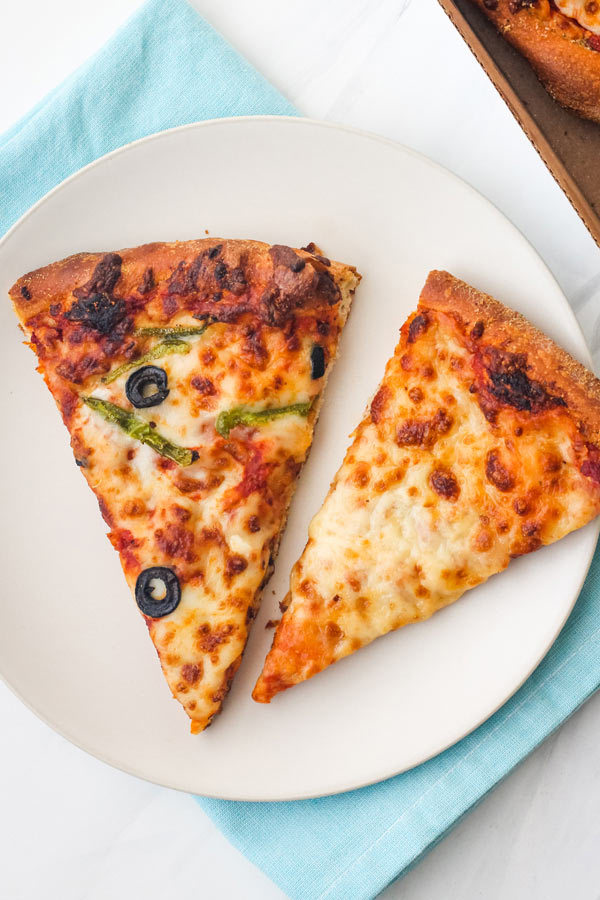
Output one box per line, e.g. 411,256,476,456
215,402,313,438
83,396,196,466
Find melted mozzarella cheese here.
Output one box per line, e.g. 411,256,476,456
556,0,600,35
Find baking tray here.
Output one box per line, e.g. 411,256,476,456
438,0,600,248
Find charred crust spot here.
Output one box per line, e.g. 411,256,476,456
20,285,32,300
74,253,122,299
181,663,203,686
483,0,499,8
138,266,155,294
315,268,340,305
265,619,280,629
481,348,566,414
227,266,247,294
408,313,429,344
260,285,288,327
301,242,317,253
396,409,453,449
208,244,222,259
64,292,126,334
486,450,516,492
470,320,484,340
370,385,391,424
429,467,460,501
49,303,61,316
312,254,331,267
213,291,223,302
214,261,227,281
317,320,330,336
227,555,248,576
269,244,305,272
247,515,261,533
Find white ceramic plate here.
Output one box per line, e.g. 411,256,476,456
0,117,596,801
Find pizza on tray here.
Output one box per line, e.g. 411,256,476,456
472,0,600,122
253,270,600,703
9,238,360,732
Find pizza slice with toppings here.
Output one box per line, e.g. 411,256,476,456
10,238,359,732
253,270,600,703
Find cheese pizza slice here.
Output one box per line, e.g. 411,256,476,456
10,238,359,731
253,270,600,703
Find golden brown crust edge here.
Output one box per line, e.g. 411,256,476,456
471,0,600,123
421,270,600,444
9,238,358,327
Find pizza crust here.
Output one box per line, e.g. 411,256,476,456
420,270,600,444
471,0,600,122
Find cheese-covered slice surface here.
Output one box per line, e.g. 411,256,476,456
555,0,600,35
253,270,600,703
10,239,359,732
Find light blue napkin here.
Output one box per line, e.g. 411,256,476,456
2,2,599,899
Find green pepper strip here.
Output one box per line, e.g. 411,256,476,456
83,397,195,466
102,339,190,384
133,323,213,338
216,402,313,438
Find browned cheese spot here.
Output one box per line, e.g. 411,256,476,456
121,499,146,517
485,450,516,492
191,376,217,395
196,623,235,652
325,622,343,641
370,385,391,424
227,555,248,577
473,528,493,552
513,497,530,516
350,462,370,488
396,409,453,449
181,662,203,686
429,467,460,501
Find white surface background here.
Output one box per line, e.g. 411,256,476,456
2,0,600,898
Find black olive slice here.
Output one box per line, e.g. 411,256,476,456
135,567,181,618
125,365,169,408
310,344,326,379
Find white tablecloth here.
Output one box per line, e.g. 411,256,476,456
2,1,600,897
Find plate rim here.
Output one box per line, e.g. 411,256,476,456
1,114,597,800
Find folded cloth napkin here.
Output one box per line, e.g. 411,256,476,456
2,2,599,899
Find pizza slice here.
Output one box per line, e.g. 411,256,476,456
471,0,600,122
253,270,600,702
9,238,359,731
